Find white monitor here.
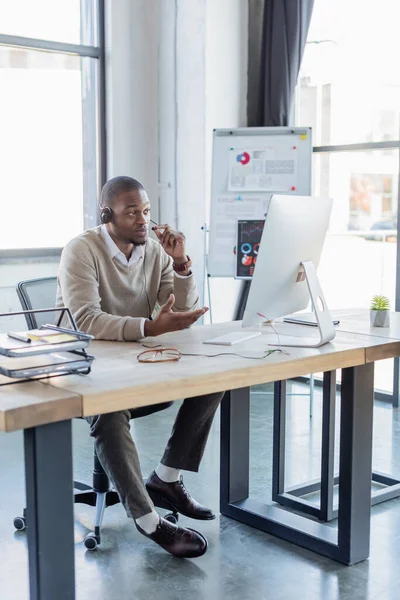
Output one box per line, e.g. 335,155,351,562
242,195,335,348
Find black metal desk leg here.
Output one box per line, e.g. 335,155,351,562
320,371,336,521
272,374,337,521
338,363,374,564
24,420,75,600
272,381,286,498
220,388,250,508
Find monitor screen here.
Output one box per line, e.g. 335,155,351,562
235,219,265,279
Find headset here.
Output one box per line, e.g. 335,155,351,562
100,204,152,319
100,206,113,224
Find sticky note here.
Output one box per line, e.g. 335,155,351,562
40,334,77,344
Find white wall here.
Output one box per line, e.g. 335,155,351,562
130,0,248,312
175,0,207,303
157,0,248,314
205,0,248,213
105,0,159,210
205,0,248,321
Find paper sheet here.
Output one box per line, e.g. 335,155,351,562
228,146,298,192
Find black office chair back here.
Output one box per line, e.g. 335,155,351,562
16,277,58,330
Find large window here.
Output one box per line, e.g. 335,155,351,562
0,0,104,255
295,0,400,394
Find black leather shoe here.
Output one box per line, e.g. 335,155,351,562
146,471,216,521
135,516,208,558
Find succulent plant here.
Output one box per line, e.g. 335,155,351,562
370,295,390,311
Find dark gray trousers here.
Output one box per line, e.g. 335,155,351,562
86,392,224,519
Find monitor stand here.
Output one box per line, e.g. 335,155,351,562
273,260,336,348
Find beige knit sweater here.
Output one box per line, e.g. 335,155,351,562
56,226,199,341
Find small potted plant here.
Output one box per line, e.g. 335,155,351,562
370,295,390,327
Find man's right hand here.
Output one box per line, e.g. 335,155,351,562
144,294,208,337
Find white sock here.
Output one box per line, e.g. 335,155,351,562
155,463,181,483
136,510,160,534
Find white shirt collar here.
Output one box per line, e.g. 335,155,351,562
100,224,144,267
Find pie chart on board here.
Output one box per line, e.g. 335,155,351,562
241,254,253,267
236,151,250,165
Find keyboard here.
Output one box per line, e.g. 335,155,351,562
203,331,261,346
283,316,340,327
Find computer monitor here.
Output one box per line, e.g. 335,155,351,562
242,195,335,348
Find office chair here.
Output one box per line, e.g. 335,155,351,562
15,277,176,550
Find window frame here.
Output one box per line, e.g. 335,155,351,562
0,0,106,259
295,6,400,403
311,139,400,403
293,101,400,402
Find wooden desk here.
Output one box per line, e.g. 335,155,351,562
45,320,400,568
288,307,400,360
46,320,376,416
293,308,400,398
332,308,400,367
0,378,81,432
0,379,81,600
3,316,400,599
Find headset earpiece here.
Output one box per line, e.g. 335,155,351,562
100,206,113,224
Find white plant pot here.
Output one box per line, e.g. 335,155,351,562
370,310,390,328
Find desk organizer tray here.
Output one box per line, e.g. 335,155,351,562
0,350,94,379
0,331,92,358
0,307,94,382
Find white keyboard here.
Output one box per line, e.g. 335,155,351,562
203,331,261,346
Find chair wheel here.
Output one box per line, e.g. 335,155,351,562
13,516,26,531
84,534,99,550
164,513,179,524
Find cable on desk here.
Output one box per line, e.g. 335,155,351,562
139,343,285,361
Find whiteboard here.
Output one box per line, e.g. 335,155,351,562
208,127,312,277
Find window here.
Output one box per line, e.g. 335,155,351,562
0,0,104,255
296,0,400,147
295,0,400,395
0,1,84,45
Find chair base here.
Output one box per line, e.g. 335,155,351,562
74,480,120,550
14,481,121,549
74,481,120,508
14,479,179,551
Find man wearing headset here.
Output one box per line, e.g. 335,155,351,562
57,175,223,559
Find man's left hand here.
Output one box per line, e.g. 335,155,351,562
153,224,187,263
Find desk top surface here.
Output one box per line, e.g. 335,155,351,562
41,318,400,417
301,308,400,363
1,312,399,428
0,380,81,432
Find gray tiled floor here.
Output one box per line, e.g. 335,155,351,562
1,382,400,600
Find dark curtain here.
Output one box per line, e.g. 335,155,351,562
234,0,314,319
247,0,314,128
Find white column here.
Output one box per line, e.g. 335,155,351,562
157,0,207,303
105,0,159,216
175,0,207,302
158,0,178,228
